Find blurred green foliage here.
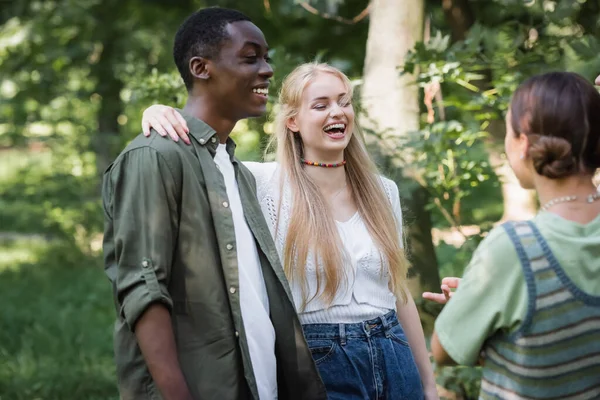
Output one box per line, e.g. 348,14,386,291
1,0,599,398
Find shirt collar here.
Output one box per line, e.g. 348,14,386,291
177,109,237,159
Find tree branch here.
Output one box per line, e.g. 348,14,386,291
263,0,271,14
298,2,370,24
413,172,470,247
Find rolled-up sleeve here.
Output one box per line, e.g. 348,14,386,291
103,146,179,331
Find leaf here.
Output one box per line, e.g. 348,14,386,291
566,35,600,60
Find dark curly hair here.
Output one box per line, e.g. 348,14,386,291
510,72,600,179
173,7,251,90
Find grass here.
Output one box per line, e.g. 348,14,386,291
0,238,118,400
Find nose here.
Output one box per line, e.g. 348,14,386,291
330,103,343,117
259,58,274,79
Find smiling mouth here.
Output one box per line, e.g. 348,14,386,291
323,123,347,139
252,87,268,97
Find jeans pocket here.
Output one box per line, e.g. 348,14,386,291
388,323,410,347
306,339,337,365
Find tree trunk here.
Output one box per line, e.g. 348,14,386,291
361,0,441,305
87,0,126,178
91,37,124,177
362,0,422,137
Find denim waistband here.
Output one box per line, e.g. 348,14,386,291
302,310,398,341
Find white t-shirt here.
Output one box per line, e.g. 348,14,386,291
214,144,277,399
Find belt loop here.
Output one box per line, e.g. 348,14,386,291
339,323,346,346
380,312,392,338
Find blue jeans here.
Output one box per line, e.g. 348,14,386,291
302,310,424,400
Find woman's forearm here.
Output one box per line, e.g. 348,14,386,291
396,296,438,396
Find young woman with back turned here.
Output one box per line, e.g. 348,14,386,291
427,72,600,400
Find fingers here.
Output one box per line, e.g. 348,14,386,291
147,116,169,138
174,111,191,145
441,277,461,289
142,105,167,137
142,120,150,137
423,278,461,305
164,110,189,145
156,113,181,143
441,284,453,300
422,291,449,305
596,75,600,85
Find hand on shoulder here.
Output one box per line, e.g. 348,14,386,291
142,105,190,145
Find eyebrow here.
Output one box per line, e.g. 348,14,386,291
241,41,269,52
310,93,349,102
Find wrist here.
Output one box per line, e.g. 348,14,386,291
155,376,192,400
418,368,436,387
162,385,193,400
423,384,440,400
422,379,437,392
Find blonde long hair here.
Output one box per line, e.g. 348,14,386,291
269,62,410,309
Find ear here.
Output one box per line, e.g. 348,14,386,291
286,117,299,133
189,56,210,81
519,133,530,156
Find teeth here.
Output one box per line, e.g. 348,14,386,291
324,123,345,132
252,88,268,95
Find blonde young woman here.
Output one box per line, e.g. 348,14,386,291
142,63,438,399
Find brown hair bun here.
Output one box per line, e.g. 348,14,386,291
510,72,600,180
527,135,577,179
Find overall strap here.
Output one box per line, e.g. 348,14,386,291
502,220,554,333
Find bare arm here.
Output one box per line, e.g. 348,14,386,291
136,304,193,400
430,331,457,367
396,296,439,400
388,181,438,398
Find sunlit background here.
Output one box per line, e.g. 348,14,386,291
1,0,599,398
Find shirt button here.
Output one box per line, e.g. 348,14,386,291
199,138,205,144
222,201,229,208
211,137,217,143
229,287,236,294
226,244,233,250
235,331,239,337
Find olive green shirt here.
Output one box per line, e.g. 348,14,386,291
102,112,326,400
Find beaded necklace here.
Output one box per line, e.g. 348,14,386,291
541,192,600,211
301,158,346,168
